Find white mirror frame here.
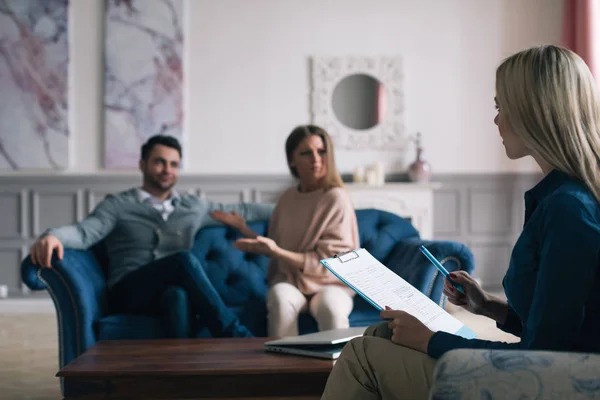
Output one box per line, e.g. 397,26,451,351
310,56,406,150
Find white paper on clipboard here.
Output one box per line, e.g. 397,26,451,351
321,248,476,338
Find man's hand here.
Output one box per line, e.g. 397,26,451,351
234,236,279,256
379,306,435,353
210,210,247,230
30,235,64,268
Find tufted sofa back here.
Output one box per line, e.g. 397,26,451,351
189,208,419,308
191,220,271,307
355,208,419,262
91,208,419,307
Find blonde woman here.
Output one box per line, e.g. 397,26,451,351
322,45,600,399
211,125,359,337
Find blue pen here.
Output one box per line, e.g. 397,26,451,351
419,245,465,294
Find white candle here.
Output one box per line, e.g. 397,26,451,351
373,162,385,185
366,168,378,185
353,167,366,183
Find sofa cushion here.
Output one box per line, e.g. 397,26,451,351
96,314,166,340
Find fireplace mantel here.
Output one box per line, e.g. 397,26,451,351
345,182,441,239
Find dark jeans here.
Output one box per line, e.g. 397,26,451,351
108,251,253,338
154,285,192,338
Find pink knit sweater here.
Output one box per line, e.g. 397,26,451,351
267,186,360,295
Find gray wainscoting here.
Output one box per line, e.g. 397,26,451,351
432,174,540,289
0,173,540,296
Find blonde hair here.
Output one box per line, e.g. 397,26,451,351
496,45,600,202
285,125,344,190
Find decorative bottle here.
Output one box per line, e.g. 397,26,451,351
408,132,432,182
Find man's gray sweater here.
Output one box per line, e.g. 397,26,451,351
45,188,274,287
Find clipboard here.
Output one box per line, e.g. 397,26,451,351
333,250,360,263
329,250,383,311
321,248,476,339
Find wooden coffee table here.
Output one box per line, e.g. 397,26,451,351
58,338,335,399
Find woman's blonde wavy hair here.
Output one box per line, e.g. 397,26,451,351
496,45,600,203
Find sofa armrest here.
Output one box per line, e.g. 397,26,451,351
21,249,108,369
384,238,474,305
430,349,600,399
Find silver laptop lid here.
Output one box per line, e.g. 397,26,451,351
264,326,367,347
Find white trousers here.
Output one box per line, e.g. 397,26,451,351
266,282,354,337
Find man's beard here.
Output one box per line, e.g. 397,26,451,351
145,175,175,192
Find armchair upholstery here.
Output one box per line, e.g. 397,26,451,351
21,208,474,397
430,349,600,399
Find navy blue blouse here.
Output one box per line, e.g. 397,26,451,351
428,170,600,358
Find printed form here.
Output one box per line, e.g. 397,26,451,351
321,248,474,337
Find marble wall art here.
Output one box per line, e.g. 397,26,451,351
104,0,184,168
0,0,69,170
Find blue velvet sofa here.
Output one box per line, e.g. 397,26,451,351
21,208,474,397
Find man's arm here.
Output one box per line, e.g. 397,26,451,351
43,195,120,249
202,201,275,226
208,210,260,238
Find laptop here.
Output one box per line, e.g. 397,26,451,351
264,326,367,360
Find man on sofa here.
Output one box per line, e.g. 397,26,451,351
29,135,274,338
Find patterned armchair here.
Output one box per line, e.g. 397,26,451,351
430,349,600,399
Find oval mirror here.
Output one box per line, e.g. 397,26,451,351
331,74,386,130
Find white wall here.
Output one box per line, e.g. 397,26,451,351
20,0,564,175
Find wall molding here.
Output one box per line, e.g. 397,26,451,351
0,172,541,293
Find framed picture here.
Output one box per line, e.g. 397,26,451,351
0,0,70,170
103,0,184,168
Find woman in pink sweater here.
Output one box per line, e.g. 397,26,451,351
212,125,359,337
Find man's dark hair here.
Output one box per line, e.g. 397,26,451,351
140,135,182,161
